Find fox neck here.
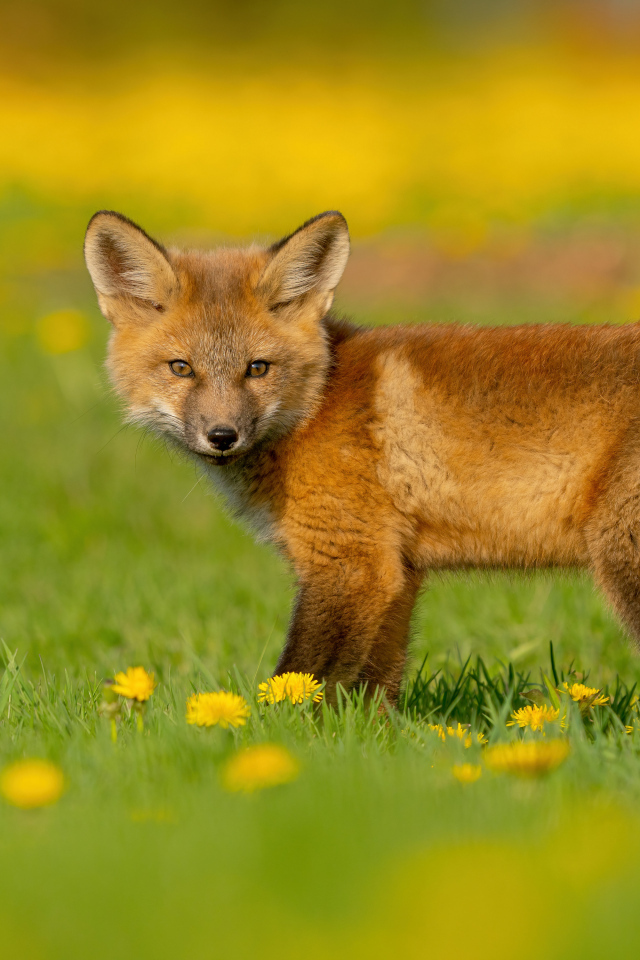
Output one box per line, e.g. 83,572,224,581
203,442,284,545
202,315,359,543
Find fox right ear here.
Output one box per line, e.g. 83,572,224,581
84,211,178,321
258,211,350,316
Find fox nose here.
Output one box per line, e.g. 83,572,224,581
206,426,238,452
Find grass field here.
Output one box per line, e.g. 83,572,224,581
5,6,640,949
2,235,640,958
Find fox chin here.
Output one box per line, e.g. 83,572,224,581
86,208,640,704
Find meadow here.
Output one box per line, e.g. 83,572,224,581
4,5,640,953
3,248,640,957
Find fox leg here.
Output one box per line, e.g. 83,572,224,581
354,567,424,705
587,489,640,648
275,556,421,705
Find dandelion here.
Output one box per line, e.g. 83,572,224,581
0,759,65,809
111,667,156,733
561,682,609,707
452,763,482,783
258,672,323,705
428,723,487,747
112,667,157,702
485,740,570,777
428,724,446,742
506,704,562,731
221,744,300,793
186,691,251,729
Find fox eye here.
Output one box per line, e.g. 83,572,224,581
169,360,193,378
247,360,270,378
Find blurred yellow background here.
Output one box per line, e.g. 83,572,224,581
3,4,640,239
4,0,640,315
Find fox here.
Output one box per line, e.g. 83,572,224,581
84,208,640,704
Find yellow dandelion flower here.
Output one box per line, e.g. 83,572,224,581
428,723,447,743
428,723,487,747
506,704,561,731
257,675,287,703
221,744,300,793
0,759,65,809
485,739,570,777
258,672,323,705
452,763,482,783
186,691,250,729
561,682,609,707
111,666,157,702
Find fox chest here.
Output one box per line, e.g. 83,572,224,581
205,462,280,545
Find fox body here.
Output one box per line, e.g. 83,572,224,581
85,210,640,703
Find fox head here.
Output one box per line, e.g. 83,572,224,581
84,211,350,464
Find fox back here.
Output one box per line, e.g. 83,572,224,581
85,210,640,702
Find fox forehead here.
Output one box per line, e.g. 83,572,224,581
169,245,268,307
134,246,287,367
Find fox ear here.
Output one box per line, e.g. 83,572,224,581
259,211,350,315
84,211,178,320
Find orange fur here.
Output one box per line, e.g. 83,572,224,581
85,210,640,703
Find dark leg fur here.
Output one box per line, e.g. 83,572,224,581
275,560,423,705
354,568,423,705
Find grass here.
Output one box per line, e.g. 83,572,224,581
3,242,640,958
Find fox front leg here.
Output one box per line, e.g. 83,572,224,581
275,558,422,706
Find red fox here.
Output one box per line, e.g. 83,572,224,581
85,209,640,703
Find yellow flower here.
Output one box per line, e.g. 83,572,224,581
428,724,447,743
36,309,89,355
452,763,482,783
186,691,250,729
258,672,323,705
485,740,570,777
506,705,561,731
111,666,157,702
0,759,65,809
561,682,609,707
428,723,487,748
221,744,300,793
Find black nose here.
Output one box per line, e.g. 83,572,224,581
206,427,238,452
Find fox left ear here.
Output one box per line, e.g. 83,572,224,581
258,211,350,316
84,211,178,323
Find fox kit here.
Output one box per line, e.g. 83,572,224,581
85,209,640,703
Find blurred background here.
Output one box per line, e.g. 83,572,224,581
4,0,640,310
4,0,640,679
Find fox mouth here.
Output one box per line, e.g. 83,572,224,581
201,451,243,466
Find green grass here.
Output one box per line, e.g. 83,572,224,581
2,257,640,958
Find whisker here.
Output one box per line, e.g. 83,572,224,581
134,431,147,471
181,473,205,503
128,408,187,442
95,422,129,454
163,438,177,465
68,397,109,424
